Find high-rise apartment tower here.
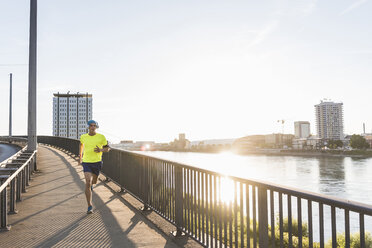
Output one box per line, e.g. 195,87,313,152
53,92,92,139
315,101,344,140
294,121,310,138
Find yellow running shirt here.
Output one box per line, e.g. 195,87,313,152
80,133,108,163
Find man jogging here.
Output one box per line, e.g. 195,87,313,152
79,120,110,214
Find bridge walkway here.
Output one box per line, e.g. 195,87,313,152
0,145,192,248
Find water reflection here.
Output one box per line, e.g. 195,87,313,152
136,150,372,242
137,150,372,205
317,157,345,196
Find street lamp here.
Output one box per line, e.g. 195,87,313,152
27,0,37,151
9,73,12,137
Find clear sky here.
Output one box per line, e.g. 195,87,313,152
0,0,372,143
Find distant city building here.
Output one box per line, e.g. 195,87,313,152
294,121,310,138
189,138,234,151
171,133,190,150
134,141,155,151
113,140,167,151
232,136,264,151
179,133,186,141
264,133,294,148
190,139,236,147
53,92,92,139
292,136,322,150
120,140,134,144
117,140,134,149
315,100,344,140
233,134,294,150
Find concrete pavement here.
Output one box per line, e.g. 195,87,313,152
0,145,193,248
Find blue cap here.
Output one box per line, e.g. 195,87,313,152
87,120,99,128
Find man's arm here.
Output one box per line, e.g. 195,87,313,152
102,145,110,152
95,145,110,153
79,142,84,164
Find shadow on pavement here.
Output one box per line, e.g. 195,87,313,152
44,146,179,248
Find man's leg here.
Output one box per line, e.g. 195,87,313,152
92,174,98,185
84,172,93,207
91,162,101,185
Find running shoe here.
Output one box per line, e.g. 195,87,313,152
87,206,93,214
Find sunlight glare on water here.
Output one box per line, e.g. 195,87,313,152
135,150,372,241
138,150,372,205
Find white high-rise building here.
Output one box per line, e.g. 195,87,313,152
53,93,92,139
315,101,344,140
294,121,310,138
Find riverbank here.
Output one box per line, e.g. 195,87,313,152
239,149,371,158
0,143,21,163
153,148,372,158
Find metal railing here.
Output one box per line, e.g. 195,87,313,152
0,141,37,231
0,136,28,147
0,145,24,167
39,136,372,247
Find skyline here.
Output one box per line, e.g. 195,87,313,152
1,1,372,143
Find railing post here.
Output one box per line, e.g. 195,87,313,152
25,162,30,186
34,155,37,171
173,165,184,236
30,155,34,173
9,179,18,214
16,175,22,202
21,169,26,193
28,160,32,181
140,157,149,211
258,187,268,247
1,179,11,231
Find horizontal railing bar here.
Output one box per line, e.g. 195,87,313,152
255,182,372,216
0,168,18,171
38,137,372,217
10,136,372,216
106,148,372,215
0,145,27,167
0,151,36,193
20,136,372,247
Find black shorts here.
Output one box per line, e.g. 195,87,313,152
82,161,102,176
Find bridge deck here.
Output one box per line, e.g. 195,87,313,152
0,145,188,248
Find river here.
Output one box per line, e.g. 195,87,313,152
138,151,372,205
0,143,21,164
136,150,372,241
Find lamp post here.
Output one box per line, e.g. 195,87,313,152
9,73,12,137
27,0,37,151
